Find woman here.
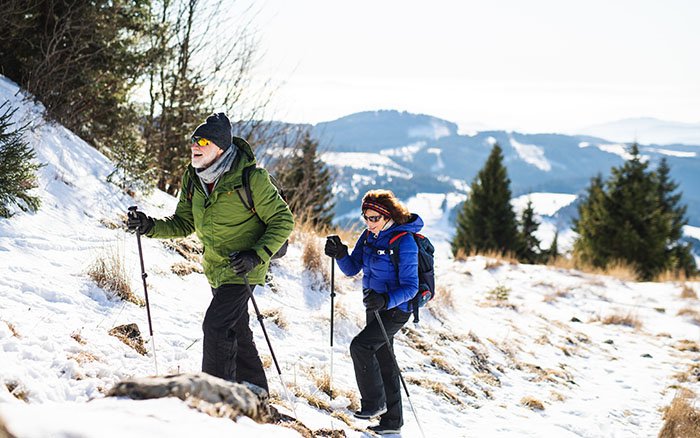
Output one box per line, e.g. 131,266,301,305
325,189,423,435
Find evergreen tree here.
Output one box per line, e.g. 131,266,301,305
0,103,43,218
654,158,697,277
518,200,542,263
277,132,335,228
546,230,559,262
573,144,696,280
451,143,519,257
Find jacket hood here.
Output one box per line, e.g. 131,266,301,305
390,213,424,234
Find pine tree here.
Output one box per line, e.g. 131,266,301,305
546,230,559,262
0,103,43,218
573,144,696,280
277,132,335,228
518,200,542,263
655,158,697,277
452,143,520,257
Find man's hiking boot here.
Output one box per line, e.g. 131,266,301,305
353,405,387,419
368,424,401,435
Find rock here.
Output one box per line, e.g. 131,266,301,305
108,372,270,422
570,317,581,323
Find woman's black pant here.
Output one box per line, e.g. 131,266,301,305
201,283,268,392
350,308,411,428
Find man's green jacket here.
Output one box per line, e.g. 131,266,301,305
148,137,294,287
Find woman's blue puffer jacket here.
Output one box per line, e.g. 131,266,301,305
337,214,424,313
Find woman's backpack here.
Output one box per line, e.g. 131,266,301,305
388,231,435,323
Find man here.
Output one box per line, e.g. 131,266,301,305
127,113,294,392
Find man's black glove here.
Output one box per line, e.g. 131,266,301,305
229,250,262,276
127,210,154,235
363,289,387,312
325,235,348,259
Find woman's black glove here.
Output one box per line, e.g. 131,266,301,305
363,289,387,312
229,250,262,276
325,235,348,259
127,210,154,235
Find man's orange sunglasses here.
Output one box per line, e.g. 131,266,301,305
191,136,211,147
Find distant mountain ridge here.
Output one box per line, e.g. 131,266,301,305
304,110,700,228
577,117,700,146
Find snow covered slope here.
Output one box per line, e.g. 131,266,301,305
2,76,700,437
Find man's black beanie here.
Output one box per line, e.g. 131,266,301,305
192,113,232,151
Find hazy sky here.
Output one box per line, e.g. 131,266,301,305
241,0,700,133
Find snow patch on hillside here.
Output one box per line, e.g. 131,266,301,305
511,193,578,217
321,151,412,178
509,137,551,171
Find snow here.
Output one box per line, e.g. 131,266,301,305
684,225,700,241
408,121,451,140
646,147,697,158
2,75,700,438
511,193,578,217
509,137,551,172
321,151,413,179
380,142,425,162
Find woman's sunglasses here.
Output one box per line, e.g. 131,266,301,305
362,214,384,223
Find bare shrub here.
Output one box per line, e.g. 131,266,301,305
261,308,288,330
88,247,143,306
659,389,700,438
302,236,326,280
596,312,642,329
521,396,545,411
681,284,698,300
108,323,147,355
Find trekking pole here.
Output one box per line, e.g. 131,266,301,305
374,310,426,438
127,206,159,375
329,258,336,400
242,272,297,418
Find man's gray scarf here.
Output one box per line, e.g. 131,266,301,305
195,147,237,193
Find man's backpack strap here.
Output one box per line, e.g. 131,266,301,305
235,164,257,214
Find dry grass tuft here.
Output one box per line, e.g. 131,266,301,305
677,308,700,325
171,260,203,276
474,372,501,387
675,339,700,353
487,285,511,302
546,257,638,282
401,326,432,355
71,330,86,345
550,391,566,402
454,380,478,398
99,217,121,230
3,320,20,338
293,387,332,413
674,364,700,383
330,411,358,429
594,312,642,329
543,289,572,303
521,396,545,411
5,381,28,402
68,351,99,364
659,389,700,438
405,377,464,406
312,428,347,437
261,308,288,330
108,323,147,355
431,356,461,376
681,284,698,299
260,354,272,370
301,235,327,282
162,236,203,263
429,284,455,321
88,247,144,306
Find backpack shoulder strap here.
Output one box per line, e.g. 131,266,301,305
388,231,410,273
235,164,257,213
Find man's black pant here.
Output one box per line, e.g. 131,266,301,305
202,283,268,392
350,308,411,429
